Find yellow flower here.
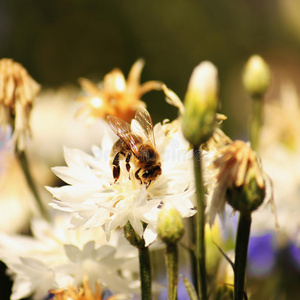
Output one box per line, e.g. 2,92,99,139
0,58,40,151
50,276,126,300
77,59,162,123
51,276,101,300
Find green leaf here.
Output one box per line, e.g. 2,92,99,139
213,241,235,272
182,276,198,300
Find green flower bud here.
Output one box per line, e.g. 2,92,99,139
182,61,218,147
124,221,145,248
158,203,184,244
242,55,271,98
226,170,265,214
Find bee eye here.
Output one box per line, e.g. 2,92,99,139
142,170,151,178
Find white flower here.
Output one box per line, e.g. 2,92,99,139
48,123,195,246
28,86,109,169
7,257,55,300
0,215,138,299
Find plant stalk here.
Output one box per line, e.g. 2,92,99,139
234,212,252,300
188,216,198,295
16,149,49,220
250,95,263,151
165,243,179,300
193,146,207,300
139,246,152,300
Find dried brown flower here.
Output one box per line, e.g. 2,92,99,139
208,140,272,226
0,58,40,150
214,140,264,189
77,59,162,123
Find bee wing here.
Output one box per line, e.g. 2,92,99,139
134,107,156,146
106,115,141,155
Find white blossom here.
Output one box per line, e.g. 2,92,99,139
0,215,138,299
48,123,195,246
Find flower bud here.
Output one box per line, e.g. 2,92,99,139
226,167,265,213
182,61,218,146
242,55,271,98
158,203,184,244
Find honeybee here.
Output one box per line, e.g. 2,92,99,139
106,108,162,187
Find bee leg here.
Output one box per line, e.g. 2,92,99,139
112,153,121,183
146,181,151,189
125,152,131,172
135,168,142,184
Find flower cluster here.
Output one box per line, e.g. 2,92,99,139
0,56,284,300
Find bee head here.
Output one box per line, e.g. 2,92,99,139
142,165,162,181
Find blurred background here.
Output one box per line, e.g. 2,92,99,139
1,0,300,136
0,0,300,299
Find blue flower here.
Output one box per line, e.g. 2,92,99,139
247,233,276,277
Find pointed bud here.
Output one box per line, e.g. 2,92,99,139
182,61,218,147
158,203,184,244
242,55,271,98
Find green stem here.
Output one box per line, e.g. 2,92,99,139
139,246,152,300
165,243,179,300
188,216,198,295
16,150,49,220
234,212,252,300
250,95,263,151
193,146,207,300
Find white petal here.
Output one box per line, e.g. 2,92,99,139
143,225,158,247
129,216,143,237
11,278,32,300
64,244,81,263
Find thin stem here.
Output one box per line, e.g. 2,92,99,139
234,212,252,300
16,150,49,220
138,246,152,300
193,146,207,300
249,95,263,151
165,243,179,300
188,216,198,295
